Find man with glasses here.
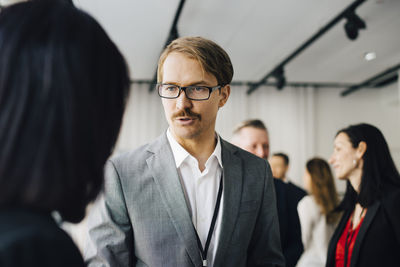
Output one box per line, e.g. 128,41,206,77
85,36,284,267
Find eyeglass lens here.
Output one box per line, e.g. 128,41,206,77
159,85,210,100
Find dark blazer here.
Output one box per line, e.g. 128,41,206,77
85,134,285,267
0,208,84,267
287,182,307,204
274,179,306,267
326,188,400,267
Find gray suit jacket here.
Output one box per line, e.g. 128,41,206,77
85,133,284,267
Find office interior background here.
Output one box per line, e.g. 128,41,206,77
68,0,399,193
1,0,398,205
0,0,398,257
3,0,399,252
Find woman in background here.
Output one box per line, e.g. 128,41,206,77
0,1,130,266
326,123,400,267
297,158,340,267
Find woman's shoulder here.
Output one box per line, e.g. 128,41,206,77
380,186,400,242
299,195,317,207
381,186,400,212
298,195,320,214
0,209,84,267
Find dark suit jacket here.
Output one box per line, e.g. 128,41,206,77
0,208,84,267
326,188,400,267
274,179,306,267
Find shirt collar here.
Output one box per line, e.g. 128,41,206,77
166,128,223,169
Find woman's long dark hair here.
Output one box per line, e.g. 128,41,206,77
0,1,130,222
336,123,400,210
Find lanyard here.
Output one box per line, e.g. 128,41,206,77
193,173,223,267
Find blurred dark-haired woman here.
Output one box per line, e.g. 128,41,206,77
0,1,130,266
297,158,340,267
326,123,400,267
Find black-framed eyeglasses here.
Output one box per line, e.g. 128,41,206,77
157,83,223,101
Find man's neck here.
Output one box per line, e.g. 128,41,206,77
173,132,217,172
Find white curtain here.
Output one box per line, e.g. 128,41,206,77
216,85,315,186
115,83,168,152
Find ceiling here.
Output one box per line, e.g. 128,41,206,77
15,0,400,93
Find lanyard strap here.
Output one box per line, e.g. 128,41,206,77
193,173,223,267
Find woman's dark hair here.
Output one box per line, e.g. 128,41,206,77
0,1,130,222
306,158,340,224
336,123,400,210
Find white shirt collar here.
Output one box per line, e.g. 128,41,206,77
166,128,223,169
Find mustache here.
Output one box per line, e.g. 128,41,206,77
172,108,201,120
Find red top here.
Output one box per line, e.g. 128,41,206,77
335,213,365,267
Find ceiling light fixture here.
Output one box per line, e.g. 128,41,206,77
272,67,286,90
364,52,376,61
344,10,366,40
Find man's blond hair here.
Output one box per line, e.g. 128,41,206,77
157,36,233,85
233,119,268,135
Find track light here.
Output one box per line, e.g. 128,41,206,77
272,67,286,90
344,11,366,40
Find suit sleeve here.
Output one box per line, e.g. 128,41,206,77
247,162,286,267
84,160,134,267
283,186,304,267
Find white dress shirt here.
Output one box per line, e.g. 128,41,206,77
167,129,223,267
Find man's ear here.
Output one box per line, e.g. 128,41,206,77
356,141,367,159
218,84,230,108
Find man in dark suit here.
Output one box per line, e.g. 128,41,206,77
232,119,306,267
269,152,307,256
270,152,307,202
85,37,284,267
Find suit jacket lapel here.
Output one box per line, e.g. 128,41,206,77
146,133,201,266
213,139,243,266
350,201,380,267
326,201,381,267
